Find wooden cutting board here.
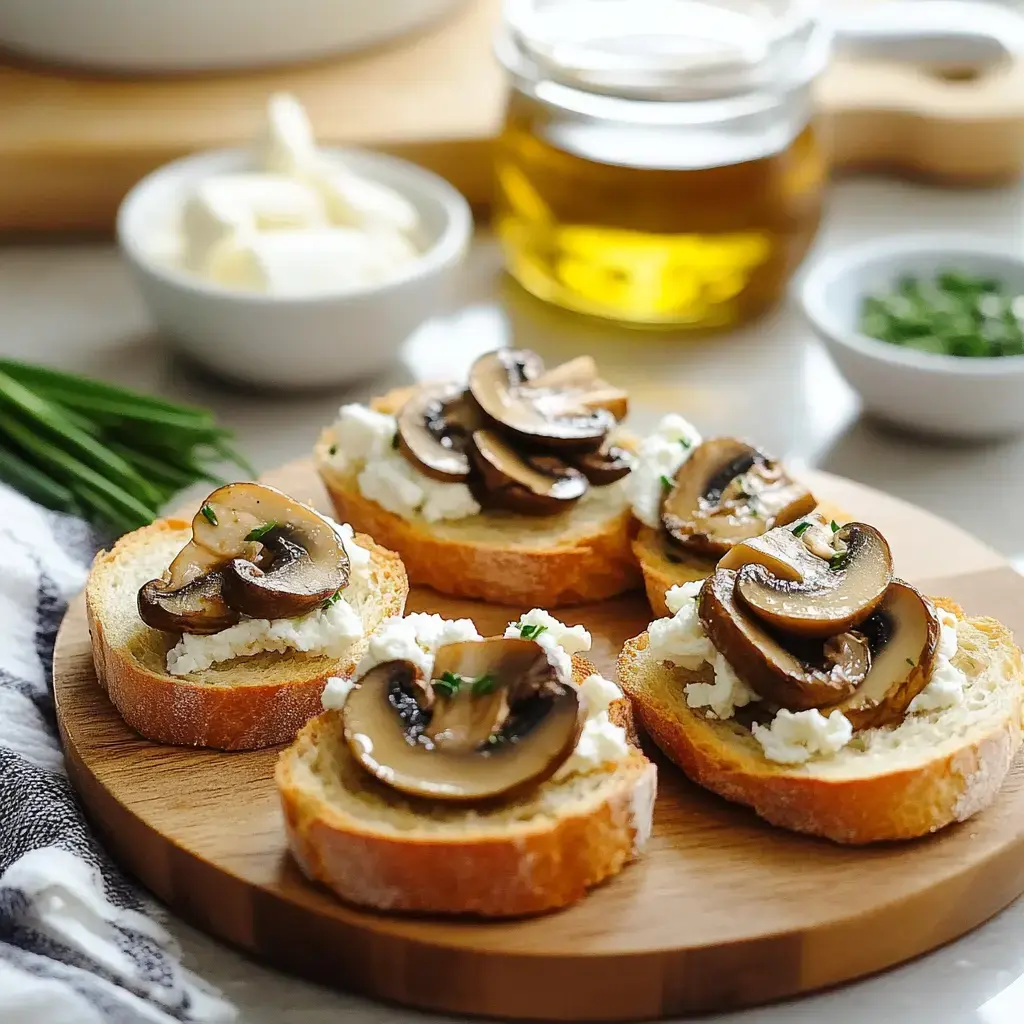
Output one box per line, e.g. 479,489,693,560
2,0,1024,234
53,459,1024,1021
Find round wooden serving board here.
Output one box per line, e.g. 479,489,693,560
54,460,1024,1021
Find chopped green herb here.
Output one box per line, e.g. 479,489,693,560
433,671,462,697
660,474,674,490
245,521,276,542
200,503,218,526
472,673,498,696
679,437,692,450
792,521,811,538
328,444,338,457
906,657,916,667
322,590,343,609
859,270,1024,359
829,551,849,571
831,520,841,533
519,623,548,640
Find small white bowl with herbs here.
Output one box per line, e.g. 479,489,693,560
801,236,1024,439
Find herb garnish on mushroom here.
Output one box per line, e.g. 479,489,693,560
138,482,349,633
342,637,584,802
694,518,941,732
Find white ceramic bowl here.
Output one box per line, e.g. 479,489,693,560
0,0,465,73
117,148,472,390
801,235,1024,439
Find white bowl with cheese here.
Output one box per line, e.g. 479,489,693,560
117,99,472,390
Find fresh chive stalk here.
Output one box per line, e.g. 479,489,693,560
0,362,251,535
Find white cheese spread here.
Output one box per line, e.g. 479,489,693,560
166,93,421,295
328,610,630,777
354,612,483,679
751,708,854,765
624,414,703,528
555,672,631,778
320,676,357,710
503,607,592,684
647,581,968,765
907,608,967,713
328,403,481,523
649,581,758,719
166,519,372,676
167,588,364,676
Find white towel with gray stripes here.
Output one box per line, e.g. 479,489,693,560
0,484,235,1024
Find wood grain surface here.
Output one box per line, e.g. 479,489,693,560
54,460,1024,1021
3,0,1024,232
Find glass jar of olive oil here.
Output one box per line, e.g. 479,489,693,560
494,0,831,328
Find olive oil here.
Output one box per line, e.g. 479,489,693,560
494,97,827,329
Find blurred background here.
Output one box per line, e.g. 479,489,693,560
5,2,1024,1022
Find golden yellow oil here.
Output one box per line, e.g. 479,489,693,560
494,98,827,328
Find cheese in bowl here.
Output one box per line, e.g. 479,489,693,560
116,95,472,388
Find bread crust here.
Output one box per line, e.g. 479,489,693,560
618,601,1024,844
276,658,658,916
87,519,408,751
320,463,640,608
315,387,641,608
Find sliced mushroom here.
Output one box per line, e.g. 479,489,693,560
137,572,239,635
718,512,838,582
342,638,584,802
137,482,267,633
570,441,633,485
662,438,816,558
697,569,869,710
530,355,629,421
469,429,588,515
829,581,940,729
137,482,349,632
467,349,620,452
734,523,893,639
396,383,479,483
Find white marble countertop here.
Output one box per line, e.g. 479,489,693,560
3,175,1024,1022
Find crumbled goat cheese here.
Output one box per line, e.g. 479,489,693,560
336,611,628,777
555,673,630,778
908,609,966,713
334,520,371,581
167,593,364,676
321,676,357,710
354,613,483,679
752,708,854,765
625,414,703,528
504,608,592,683
166,521,372,676
329,403,480,522
648,581,758,719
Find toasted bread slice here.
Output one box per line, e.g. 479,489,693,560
314,388,641,608
87,518,407,751
276,657,657,916
633,499,851,618
618,600,1024,844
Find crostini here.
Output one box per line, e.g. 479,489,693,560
315,349,642,607
277,610,656,916
87,482,407,750
618,512,1024,843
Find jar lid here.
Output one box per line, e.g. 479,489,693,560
497,0,831,100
